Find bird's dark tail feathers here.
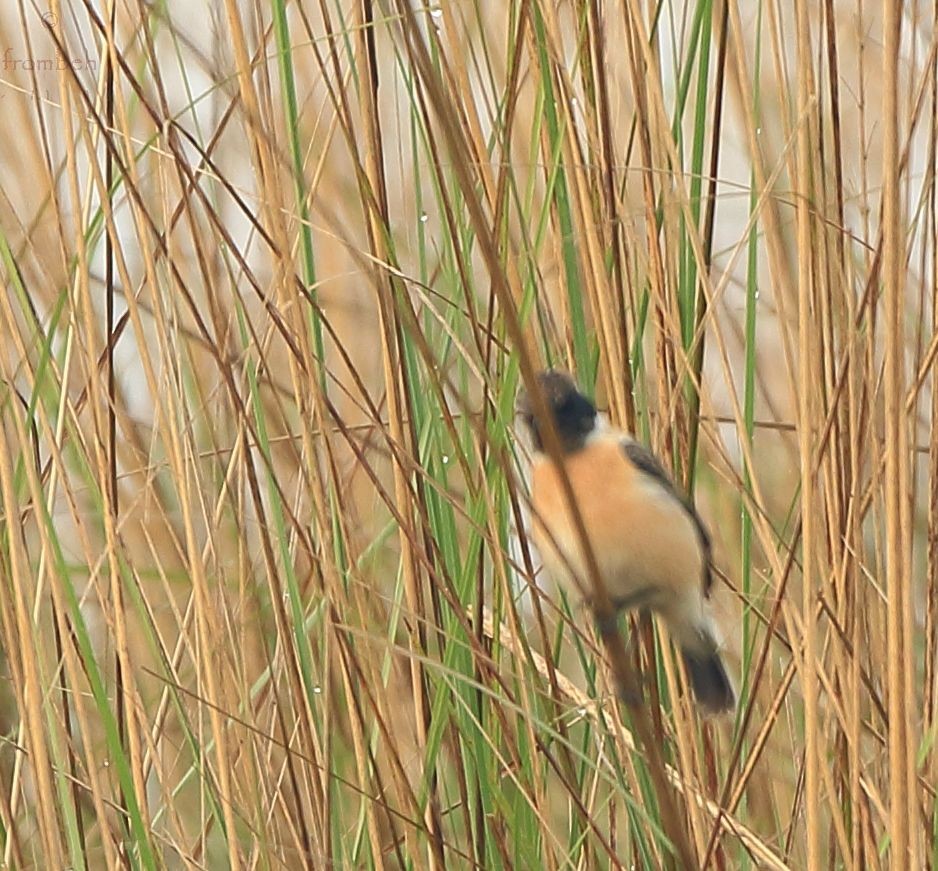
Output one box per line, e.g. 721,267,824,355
682,647,735,715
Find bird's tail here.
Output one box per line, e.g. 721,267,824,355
681,646,735,715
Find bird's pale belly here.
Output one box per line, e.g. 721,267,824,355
531,448,702,605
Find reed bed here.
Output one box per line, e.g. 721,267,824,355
0,0,935,867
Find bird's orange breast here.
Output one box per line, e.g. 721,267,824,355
530,436,703,605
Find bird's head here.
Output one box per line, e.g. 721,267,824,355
517,370,598,454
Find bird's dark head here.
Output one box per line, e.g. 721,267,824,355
517,370,598,454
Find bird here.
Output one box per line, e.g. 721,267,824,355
517,369,735,715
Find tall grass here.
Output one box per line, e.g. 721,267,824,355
0,0,935,867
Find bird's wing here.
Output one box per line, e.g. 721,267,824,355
620,439,714,595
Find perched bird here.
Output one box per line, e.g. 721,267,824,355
518,369,735,715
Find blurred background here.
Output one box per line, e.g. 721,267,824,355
0,0,934,867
